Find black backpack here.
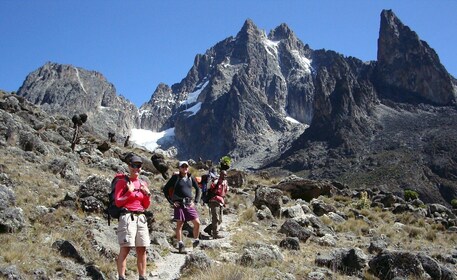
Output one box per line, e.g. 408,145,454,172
201,174,217,204
107,173,129,226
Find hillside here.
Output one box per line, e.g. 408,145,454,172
1,91,457,279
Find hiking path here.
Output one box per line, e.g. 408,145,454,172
149,212,238,279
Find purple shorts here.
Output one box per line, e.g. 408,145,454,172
174,205,199,222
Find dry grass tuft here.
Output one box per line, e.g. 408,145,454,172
333,195,352,206
237,207,257,223
334,218,371,236
181,263,259,280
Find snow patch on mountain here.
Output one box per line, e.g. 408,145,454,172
285,116,301,124
263,38,280,57
74,67,88,94
130,127,175,151
291,50,312,73
184,102,202,117
181,81,209,106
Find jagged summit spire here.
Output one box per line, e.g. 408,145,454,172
236,19,264,40
269,23,294,41
376,9,456,105
240,19,257,32
378,9,419,51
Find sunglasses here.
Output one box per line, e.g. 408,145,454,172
130,163,143,169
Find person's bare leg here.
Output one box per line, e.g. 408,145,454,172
192,218,201,239
176,220,184,242
136,246,147,277
117,247,130,278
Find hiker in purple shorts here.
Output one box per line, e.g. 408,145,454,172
163,161,201,253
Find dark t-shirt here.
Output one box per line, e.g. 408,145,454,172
163,173,201,203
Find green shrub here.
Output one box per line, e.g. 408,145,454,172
220,155,232,170
404,189,419,201
220,155,231,165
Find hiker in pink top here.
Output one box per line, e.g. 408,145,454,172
114,155,151,280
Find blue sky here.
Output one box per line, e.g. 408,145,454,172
1,1,456,107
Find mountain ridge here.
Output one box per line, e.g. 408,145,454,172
12,9,457,205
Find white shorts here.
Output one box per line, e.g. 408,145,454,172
117,213,150,247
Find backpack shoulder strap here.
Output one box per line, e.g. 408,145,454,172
114,174,129,196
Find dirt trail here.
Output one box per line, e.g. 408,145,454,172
149,213,238,279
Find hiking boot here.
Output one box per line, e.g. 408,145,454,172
118,277,126,280
178,242,186,253
192,239,200,248
139,276,147,280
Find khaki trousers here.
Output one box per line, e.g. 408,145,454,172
208,201,223,236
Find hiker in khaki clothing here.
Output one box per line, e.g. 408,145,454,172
204,170,229,239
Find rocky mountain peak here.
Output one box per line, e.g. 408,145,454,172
379,9,415,41
268,23,294,41
237,19,263,39
139,83,174,131
268,22,304,52
267,10,457,206
376,9,456,105
16,62,139,138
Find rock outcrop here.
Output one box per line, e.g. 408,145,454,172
376,9,457,105
16,62,139,138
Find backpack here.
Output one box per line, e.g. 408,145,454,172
201,179,210,204
204,179,228,205
213,180,228,197
106,173,129,226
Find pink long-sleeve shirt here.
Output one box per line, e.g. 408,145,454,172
114,177,150,212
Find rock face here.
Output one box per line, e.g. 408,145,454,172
139,83,174,131
376,10,457,105
16,62,139,138
267,10,457,206
140,10,456,172
141,19,313,168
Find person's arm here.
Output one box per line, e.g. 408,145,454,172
191,176,201,203
162,176,175,205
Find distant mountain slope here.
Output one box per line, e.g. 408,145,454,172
13,10,457,205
